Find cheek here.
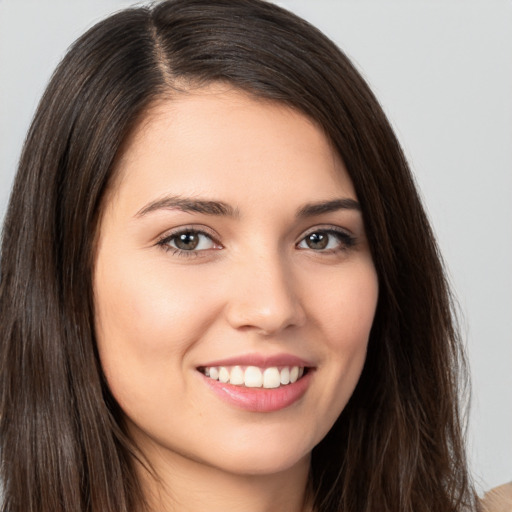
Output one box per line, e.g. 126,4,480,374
318,260,378,348
95,252,214,352
310,260,378,405
92,251,220,408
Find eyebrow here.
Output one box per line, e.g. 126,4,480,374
296,198,361,218
135,196,239,218
135,195,360,219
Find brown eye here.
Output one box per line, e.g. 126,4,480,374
304,232,328,250
297,228,356,252
159,229,219,253
174,232,200,250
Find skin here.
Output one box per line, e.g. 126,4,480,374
93,84,379,512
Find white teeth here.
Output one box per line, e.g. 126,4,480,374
289,366,299,383
229,365,244,385
201,365,306,388
263,367,281,389
244,366,263,387
218,367,230,383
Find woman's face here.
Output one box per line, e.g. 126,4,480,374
94,86,378,476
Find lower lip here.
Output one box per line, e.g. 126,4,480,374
200,371,312,412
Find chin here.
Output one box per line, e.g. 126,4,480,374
211,447,311,477
197,428,316,477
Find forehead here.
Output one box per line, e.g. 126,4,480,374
109,85,355,215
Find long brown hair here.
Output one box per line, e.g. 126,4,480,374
0,1,478,511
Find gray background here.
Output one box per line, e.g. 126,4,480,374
1,0,511,494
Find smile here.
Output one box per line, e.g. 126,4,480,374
198,365,306,389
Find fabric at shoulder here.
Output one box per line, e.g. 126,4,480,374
481,482,512,512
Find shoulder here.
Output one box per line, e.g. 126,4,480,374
480,482,512,512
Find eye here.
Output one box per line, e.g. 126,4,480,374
297,228,355,252
158,228,220,254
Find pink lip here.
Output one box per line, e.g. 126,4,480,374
199,370,313,413
198,353,314,369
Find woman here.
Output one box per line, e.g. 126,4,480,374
0,1,479,511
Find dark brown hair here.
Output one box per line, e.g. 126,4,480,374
0,1,478,511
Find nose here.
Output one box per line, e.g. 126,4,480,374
224,252,306,336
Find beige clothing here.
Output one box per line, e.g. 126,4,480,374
481,482,512,512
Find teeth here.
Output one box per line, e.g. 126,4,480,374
218,367,230,383
263,367,281,389
229,365,244,385
201,365,306,388
244,366,263,387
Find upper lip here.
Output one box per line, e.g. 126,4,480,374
197,353,314,369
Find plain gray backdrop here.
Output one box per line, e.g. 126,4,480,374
1,0,511,494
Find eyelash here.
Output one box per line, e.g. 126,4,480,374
297,227,357,254
156,226,356,258
157,228,221,258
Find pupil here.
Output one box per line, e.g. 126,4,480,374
176,232,199,250
307,232,328,250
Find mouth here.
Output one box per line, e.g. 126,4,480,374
197,365,308,389
196,354,315,412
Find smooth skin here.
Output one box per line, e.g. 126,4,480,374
93,84,379,512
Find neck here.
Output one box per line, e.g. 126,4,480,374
135,445,313,512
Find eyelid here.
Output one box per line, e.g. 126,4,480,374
298,224,355,241
156,224,219,241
